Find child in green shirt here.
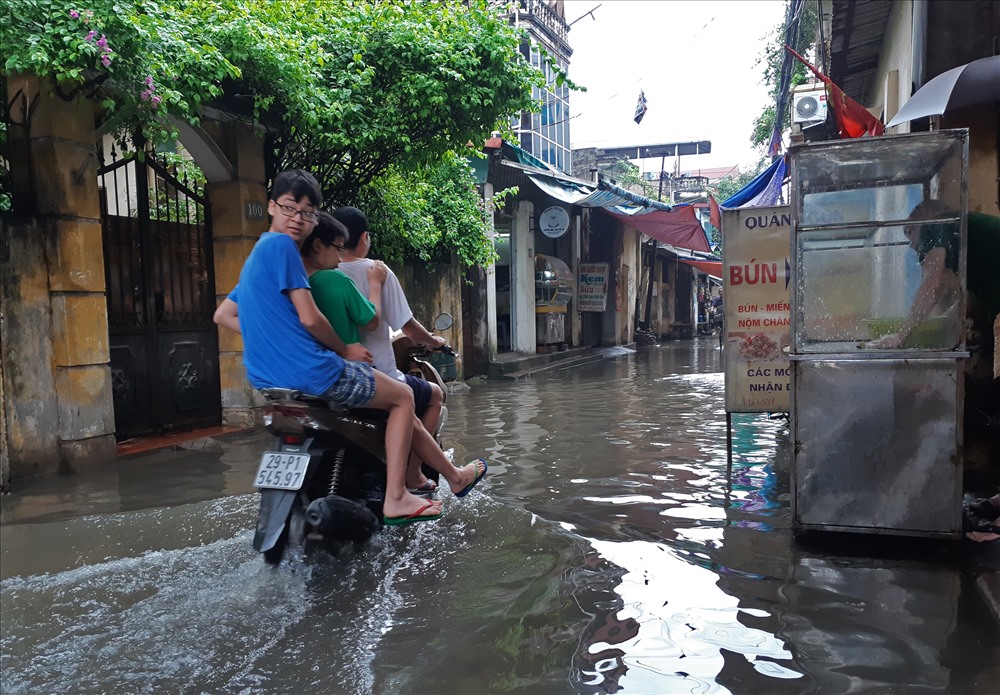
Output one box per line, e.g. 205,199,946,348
302,211,387,344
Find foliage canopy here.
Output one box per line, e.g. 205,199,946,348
1,0,543,265
750,0,819,152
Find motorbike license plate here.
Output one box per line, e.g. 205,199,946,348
253,452,310,490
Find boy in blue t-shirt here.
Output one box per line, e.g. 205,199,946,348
214,170,486,524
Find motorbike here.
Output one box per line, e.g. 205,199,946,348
251,313,455,565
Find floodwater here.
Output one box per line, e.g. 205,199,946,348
1,339,997,694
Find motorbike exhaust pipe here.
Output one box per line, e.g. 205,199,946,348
305,494,379,543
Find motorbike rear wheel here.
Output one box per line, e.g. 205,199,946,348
262,502,308,566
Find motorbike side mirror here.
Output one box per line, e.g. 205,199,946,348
433,313,454,331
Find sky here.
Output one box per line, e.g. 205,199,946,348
563,0,787,176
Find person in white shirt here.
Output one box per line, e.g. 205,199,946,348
333,206,449,493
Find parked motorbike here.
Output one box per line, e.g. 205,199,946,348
251,314,455,565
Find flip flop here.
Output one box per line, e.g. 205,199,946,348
455,458,488,498
383,502,443,526
407,479,438,494
962,512,1000,535
967,497,1000,520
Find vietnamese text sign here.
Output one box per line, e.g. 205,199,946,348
577,263,609,312
723,206,791,412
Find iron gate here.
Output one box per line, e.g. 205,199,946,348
98,142,221,439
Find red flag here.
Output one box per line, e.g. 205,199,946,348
709,194,722,230
785,46,885,138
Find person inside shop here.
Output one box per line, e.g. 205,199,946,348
873,199,962,350
873,199,1000,540
711,288,724,332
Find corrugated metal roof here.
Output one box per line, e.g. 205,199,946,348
830,0,893,105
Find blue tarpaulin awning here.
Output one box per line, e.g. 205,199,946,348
719,157,786,209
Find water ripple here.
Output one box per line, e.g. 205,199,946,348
2,340,996,693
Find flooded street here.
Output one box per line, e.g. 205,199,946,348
2,339,997,694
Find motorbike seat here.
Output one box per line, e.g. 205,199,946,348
258,387,348,413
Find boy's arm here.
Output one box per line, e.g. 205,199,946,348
365,261,388,330
289,288,373,363
401,317,447,350
214,298,241,335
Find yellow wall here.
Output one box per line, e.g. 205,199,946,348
2,74,115,478
0,75,271,483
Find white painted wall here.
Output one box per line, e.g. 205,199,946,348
622,227,640,343
511,199,536,353
869,0,916,133
483,183,499,360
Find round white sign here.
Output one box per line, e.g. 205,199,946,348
539,205,570,238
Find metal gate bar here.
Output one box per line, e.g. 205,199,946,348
98,140,220,439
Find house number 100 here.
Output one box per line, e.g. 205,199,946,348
245,201,266,220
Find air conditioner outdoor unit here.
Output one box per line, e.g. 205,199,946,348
792,87,828,124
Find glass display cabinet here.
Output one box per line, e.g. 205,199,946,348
789,130,968,538
535,254,573,345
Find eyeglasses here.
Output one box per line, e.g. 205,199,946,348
274,202,319,223
326,242,346,253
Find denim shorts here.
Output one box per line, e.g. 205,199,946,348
323,360,376,409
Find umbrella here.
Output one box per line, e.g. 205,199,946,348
886,55,1000,128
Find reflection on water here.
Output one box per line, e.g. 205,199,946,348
2,339,997,694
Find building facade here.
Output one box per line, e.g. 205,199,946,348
510,0,573,174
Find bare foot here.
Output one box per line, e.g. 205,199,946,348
405,462,437,492
449,459,487,496
406,476,437,492
383,491,442,520
966,531,1000,543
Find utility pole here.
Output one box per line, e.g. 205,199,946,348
657,154,666,201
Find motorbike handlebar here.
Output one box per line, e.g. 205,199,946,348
407,342,455,357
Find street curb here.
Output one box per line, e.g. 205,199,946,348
116,426,253,458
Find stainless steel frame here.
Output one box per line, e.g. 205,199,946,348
788,130,969,538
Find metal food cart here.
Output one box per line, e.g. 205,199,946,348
789,130,968,538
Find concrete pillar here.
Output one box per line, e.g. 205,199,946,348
511,199,536,353
483,183,499,362
602,224,622,346
2,73,115,477
570,212,582,346
202,122,269,426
